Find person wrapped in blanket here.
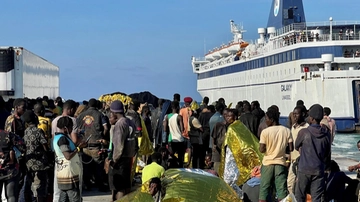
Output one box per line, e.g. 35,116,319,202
219,109,263,198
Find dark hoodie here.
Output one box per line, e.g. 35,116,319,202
295,124,331,176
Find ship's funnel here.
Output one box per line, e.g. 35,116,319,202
267,0,306,30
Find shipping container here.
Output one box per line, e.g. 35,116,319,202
0,47,59,100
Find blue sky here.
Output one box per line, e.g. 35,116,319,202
1,0,358,102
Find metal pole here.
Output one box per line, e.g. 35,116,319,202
354,24,356,40
329,17,333,41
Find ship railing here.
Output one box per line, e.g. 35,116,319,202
306,20,360,27
301,33,360,42
276,23,306,36
194,57,206,61
275,21,360,36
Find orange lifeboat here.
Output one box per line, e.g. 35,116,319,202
240,42,249,48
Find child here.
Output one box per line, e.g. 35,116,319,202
204,153,213,169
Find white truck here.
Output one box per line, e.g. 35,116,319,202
0,47,59,100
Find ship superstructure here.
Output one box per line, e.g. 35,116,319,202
191,0,360,132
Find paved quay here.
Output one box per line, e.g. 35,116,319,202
81,154,359,201
82,190,112,202
82,182,141,202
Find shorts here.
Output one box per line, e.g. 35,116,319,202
108,157,132,191
25,170,48,197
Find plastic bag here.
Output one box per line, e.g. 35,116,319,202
280,193,297,202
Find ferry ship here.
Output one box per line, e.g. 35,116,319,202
191,0,360,132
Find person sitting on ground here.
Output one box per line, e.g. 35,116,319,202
348,140,360,178
142,152,165,184
326,160,357,202
242,166,264,202
204,153,213,169
149,177,162,202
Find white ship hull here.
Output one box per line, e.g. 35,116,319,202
197,57,360,131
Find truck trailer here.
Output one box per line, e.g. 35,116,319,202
0,47,59,100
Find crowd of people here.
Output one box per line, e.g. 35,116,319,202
0,93,359,202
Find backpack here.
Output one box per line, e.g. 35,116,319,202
38,116,51,143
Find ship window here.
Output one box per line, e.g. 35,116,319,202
272,56,274,65
294,68,295,73
279,54,282,63
287,51,292,61
283,52,287,62
275,55,278,64
292,50,296,60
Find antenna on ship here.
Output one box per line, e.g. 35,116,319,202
230,20,247,43
204,38,206,55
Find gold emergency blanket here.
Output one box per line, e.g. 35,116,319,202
219,120,263,186
135,117,154,173
137,117,154,156
117,169,241,202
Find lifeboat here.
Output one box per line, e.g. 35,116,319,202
205,53,214,61
240,42,249,48
212,51,221,59
227,43,240,53
219,48,230,57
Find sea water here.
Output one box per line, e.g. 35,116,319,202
332,133,360,161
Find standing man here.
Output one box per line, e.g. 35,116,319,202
323,107,336,143
239,101,258,137
251,100,265,127
199,97,209,113
287,105,309,194
179,97,193,166
76,98,106,191
198,106,214,155
259,106,293,202
33,103,53,201
209,102,225,170
4,98,27,199
22,110,49,202
295,104,331,202
109,101,137,200
151,99,164,144
126,100,142,138
163,101,185,167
